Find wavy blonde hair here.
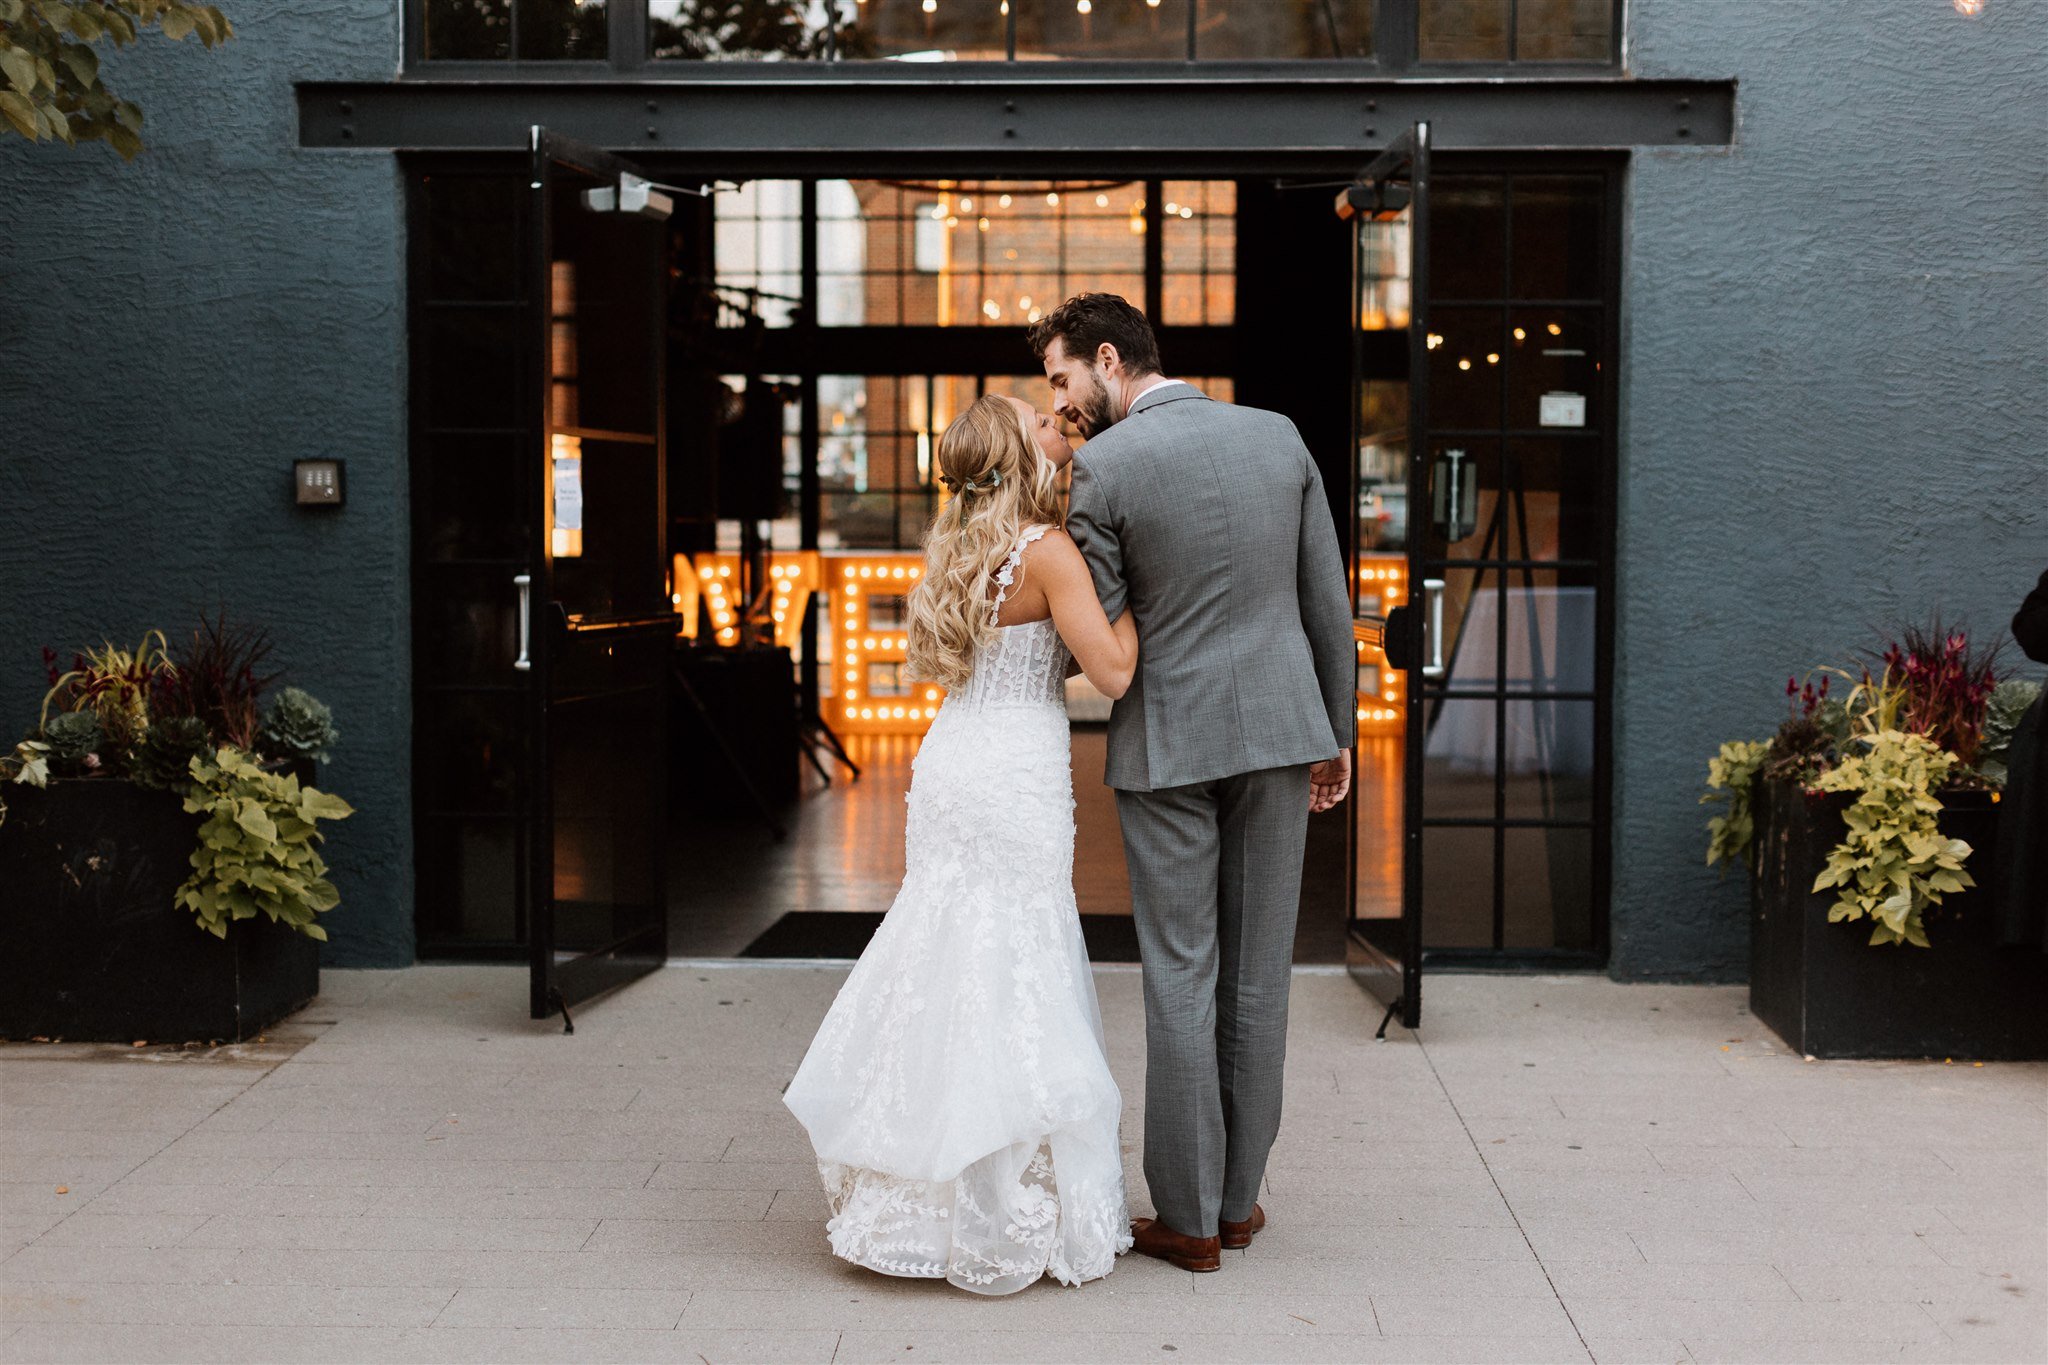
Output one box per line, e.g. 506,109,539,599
905,395,1064,689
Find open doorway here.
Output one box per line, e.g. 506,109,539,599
659,175,1360,962
402,152,1617,991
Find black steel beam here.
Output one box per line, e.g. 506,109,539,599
299,74,1734,171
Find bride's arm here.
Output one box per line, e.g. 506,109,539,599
1030,531,1138,699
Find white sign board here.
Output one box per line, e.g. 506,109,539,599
1539,391,1587,428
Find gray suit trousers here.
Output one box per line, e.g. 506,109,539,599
1116,763,1311,1239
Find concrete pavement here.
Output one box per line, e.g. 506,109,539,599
2,965,2043,1364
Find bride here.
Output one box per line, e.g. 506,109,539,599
782,393,1140,1295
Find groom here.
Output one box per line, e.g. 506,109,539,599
1029,294,1357,1272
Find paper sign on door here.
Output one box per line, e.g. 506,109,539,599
1539,391,1587,428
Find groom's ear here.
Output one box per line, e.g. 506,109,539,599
1096,341,1122,375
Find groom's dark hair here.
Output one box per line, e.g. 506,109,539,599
1027,293,1162,376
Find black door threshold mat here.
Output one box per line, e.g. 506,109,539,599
740,911,1142,963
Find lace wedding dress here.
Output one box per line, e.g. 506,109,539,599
783,525,1133,1295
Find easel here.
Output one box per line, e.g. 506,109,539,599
1426,451,1558,815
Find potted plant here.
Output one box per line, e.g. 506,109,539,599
1702,623,2046,1060
0,616,353,1043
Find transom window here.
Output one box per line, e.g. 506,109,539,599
417,0,1616,67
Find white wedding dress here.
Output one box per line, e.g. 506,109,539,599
783,525,1133,1295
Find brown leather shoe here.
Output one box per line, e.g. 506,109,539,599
1220,1204,1266,1249
1129,1217,1221,1272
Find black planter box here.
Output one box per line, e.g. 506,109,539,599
0,778,318,1042
1750,780,2048,1060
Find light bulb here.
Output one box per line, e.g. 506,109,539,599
1095,193,1109,207
921,0,935,12
1077,0,1091,12
1046,191,1060,206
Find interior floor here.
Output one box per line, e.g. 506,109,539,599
667,725,1364,962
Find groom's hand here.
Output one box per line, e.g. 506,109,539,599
1309,750,1352,813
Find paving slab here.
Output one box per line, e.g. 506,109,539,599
3,965,2043,1365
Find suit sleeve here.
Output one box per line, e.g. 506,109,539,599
1295,439,1359,751
1066,456,1128,624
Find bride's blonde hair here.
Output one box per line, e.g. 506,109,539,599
905,395,1064,689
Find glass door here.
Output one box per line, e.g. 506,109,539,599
526,128,674,1025
1342,123,1430,1032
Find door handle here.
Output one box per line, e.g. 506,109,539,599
1421,578,1447,679
513,574,532,672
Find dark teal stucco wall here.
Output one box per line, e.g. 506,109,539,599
1612,2,2048,977
0,3,413,965
3,2,2042,978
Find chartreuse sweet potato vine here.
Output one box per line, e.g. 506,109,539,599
177,746,353,941
1811,730,1974,948
1701,740,1770,872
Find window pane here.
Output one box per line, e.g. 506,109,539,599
1502,702,1596,820
1507,439,1601,563
1506,307,1601,430
1421,826,1494,948
1428,176,1506,299
1023,0,1191,59
818,181,1148,328
421,175,522,302
425,0,510,59
650,0,832,59
835,0,1007,59
1516,0,1611,61
1499,572,1596,698
1419,0,1508,61
1510,176,1605,299
1425,308,1505,430
1198,0,1371,58
515,0,606,59
714,180,803,329
1162,181,1235,325
1503,827,1593,949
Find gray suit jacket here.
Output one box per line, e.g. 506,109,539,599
1067,383,1358,792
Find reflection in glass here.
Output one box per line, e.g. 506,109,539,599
1515,0,1611,62
1356,212,1410,332
1419,440,1500,562
1422,826,1494,947
1509,176,1604,300
838,0,1007,58
426,0,510,59
1419,0,1508,62
1419,0,1609,62
1198,0,1371,58
1505,441,1600,563
422,175,523,301
1425,308,1504,429
1503,701,1596,820
1422,697,1497,819
1427,177,1506,299
415,819,519,944
515,0,606,57
650,0,833,59
1507,308,1600,429
1024,0,1191,58
1499,568,1597,691
1503,827,1593,948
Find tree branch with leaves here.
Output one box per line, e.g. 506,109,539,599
0,0,231,159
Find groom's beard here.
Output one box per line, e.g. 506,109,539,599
1072,374,1119,438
